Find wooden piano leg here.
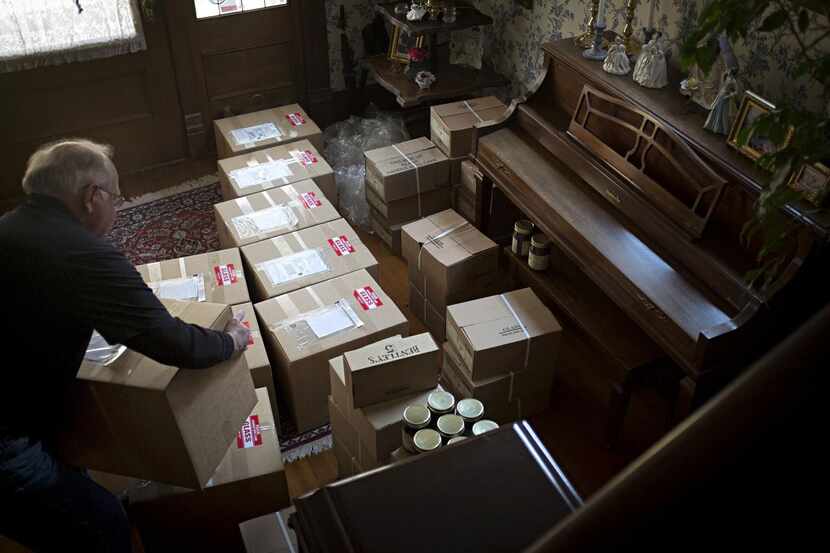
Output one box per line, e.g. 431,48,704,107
605,377,634,449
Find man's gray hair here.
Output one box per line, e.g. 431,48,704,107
22,139,116,197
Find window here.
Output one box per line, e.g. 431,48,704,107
193,0,288,20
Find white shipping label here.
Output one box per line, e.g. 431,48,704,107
230,123,282,146
259,249,329,286
306,300,363,339
230,161,293,189
231,205,298,239
148,275,206,302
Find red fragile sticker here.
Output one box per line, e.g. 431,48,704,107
236,415,262,449
292,149,318,166
243,320,254,346
354,286,383,310
328,235,355,256
287,112,306,126
300,191,321,209
214,264,238,287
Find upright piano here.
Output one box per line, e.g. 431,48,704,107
473,38,829,410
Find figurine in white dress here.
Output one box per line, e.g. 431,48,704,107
633,38,668,88
603,38,631,75
704,71,742,135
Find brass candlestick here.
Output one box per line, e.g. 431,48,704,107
622,0,641,55
575,0,599,49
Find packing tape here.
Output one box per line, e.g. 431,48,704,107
207,252,223,303
293,231,309,251
500,294,531,369
464,100,485,123
178,258,187,279
392,144,422,218
417,221,470,271
276,295,301,319
282,184,299,200
236,197,254,215
271,236,294,258
246,159,259,168
307,288,325,309
265,154,296,185
147,262,162,283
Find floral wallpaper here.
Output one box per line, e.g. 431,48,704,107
325,1,827,113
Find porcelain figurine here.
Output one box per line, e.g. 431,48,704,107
603,38,631,75
704,71,742,135
407,4,427,21
632,38,668,88
415,70,436,90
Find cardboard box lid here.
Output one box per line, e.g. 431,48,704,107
136,249,249,304
215,180,340,244
329,333,404,397
232,303,269,371
255,270,407,364
448,288,562,352
78,300,228,390
242,218,378,296
402,209,495,270
364,137,448,177
359,383,441,433
215,104,321,153
432,96,508,131
219,139,332,192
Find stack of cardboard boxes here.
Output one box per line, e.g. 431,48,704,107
440,288,563,423
364,137,452,255
327,333,443,477
402,209,502,341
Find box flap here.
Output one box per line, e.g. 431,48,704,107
432,96,507,128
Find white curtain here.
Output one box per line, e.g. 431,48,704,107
0,0,147,73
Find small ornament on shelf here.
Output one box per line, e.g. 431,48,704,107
582,0,609,60
703,70,742,135
415,70,437,90
405,46,430,80
407,3,427,21
603,37,631,75
632,37,668,88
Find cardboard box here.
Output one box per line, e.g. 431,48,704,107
344,333,439,408
453,185,477,225
430,96,508,158
214,180,340,249
232,303,278,426
366,183,452,227
333,441,363,480
446,288,562,381
218,139,336,205
408,282,446,342
329,335,403,414
136,248,250,306
214,104,323,160
328,395,359,471
364,137,450,202
129,389,289,551
441,341,554,423
239,511,297,553
459,159,481,197
402,209,498,305
62,300,256,489
242,218,379,302
369,207,414,256
255,269,408,432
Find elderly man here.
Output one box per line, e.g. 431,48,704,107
0,139,251,552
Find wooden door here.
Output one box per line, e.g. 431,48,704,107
0,6,186,211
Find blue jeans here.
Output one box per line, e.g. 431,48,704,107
0,436,131,553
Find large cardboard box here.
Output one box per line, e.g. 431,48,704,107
369,207,415,256
232,303,278,426
364,137,450,202
239,511,297,553
344,333,439,408
430,96,508,158
408,282,446,342
136,248,250,306
328,335,403,414
242,218,379,302
130,388,289,552
402,209,499,307
214,104,323,160
214,180,340,249
366,184,452,227
255,270,409,432
62,300,256,489
446,288,562,381
441,341,554,423
218,139,336,205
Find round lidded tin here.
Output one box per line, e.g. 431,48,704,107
471,419,499,436
427,390,455,418
455,398,484,426
512,219,534,257
447,436,467,445
413,428,442,454
401,404,431,453
528,232,552,271
436,414,465,441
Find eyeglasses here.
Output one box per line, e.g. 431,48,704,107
95,185,125,208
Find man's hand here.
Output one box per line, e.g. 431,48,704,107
225,311,252,354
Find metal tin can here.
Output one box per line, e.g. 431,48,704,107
436,414,465,441
471,419,499,436
511,219,533,257
528,232,551,271
413,428,442,454
427,390,455,419
455,398,484,426
401,404,431,453
447,436,467,445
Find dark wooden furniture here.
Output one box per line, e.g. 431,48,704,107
290,421,581,553
473,38,828,415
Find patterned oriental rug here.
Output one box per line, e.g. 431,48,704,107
107,175,332,463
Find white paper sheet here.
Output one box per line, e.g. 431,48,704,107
259,249,329,286
306,305,355,339
230,160,293,189
148,276,206,302
232,206,298,239
230,123,282,146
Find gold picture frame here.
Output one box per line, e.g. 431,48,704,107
387,26,425,64
727,90,793,162
788,162,830,207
